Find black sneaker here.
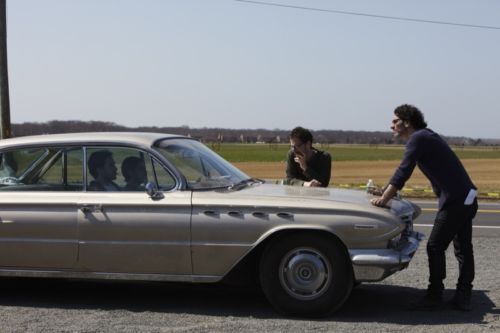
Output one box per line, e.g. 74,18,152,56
409,293,443,311
451,289,472,311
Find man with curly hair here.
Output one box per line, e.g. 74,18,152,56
371,104,478,311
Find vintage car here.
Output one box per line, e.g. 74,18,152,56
0,132,423,317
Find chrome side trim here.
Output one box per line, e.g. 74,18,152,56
0,269,222,283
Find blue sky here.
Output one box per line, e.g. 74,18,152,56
6,0,500,138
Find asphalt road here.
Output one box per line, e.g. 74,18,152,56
1,200,499,333
413,199,500,237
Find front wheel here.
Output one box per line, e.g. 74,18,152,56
259,233,353,317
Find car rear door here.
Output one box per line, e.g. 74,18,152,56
0,147,82,270
0,193,80,269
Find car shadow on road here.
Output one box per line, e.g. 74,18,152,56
0,277,274,317
0,278,497,324
335,283,498,325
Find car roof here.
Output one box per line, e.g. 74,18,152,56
0,132,188,149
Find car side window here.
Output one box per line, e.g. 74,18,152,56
152,158,176,191
0,147,83,191
38,148,84,190
85,147,176,192
0,148,45,180
66,148,85,187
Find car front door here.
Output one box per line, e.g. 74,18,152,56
76,147,192,276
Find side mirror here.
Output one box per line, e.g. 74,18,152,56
145,182,164,200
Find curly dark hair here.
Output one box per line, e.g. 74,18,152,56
290,126,313,144
394,104,428,130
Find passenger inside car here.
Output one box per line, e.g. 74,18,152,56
121,156,147,191
87,150,121,191
0,152,18,178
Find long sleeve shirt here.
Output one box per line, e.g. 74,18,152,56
286,149,332,187
389,128,476,209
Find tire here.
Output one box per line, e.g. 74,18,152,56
259,232,353,317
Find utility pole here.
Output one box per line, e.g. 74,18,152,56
0,0,11,139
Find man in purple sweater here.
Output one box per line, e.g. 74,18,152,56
371,104,478,311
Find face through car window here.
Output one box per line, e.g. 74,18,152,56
85,147,175,192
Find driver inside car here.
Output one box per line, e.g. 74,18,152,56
87,150,121,191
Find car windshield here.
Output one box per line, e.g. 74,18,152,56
154,138,250,190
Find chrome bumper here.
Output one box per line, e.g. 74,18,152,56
349,231,424,282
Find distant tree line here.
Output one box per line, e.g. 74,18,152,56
10,120,499,146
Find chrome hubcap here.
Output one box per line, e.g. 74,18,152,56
279,248,332,300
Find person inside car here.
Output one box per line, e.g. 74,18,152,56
121,156,147,191
87,150,121,191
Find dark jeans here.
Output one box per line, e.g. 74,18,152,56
427,198,478,293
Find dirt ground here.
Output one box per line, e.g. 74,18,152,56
234,159,500,196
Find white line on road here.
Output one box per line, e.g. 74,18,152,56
414,224,500,229
421,208,500,213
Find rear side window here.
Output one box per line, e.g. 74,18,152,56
0,147,83,191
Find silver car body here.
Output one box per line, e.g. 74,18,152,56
0,132,423,315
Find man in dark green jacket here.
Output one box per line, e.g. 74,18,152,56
286,126,331,187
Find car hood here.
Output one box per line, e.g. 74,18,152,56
194,183,418,220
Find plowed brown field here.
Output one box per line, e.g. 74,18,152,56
233,159,500,195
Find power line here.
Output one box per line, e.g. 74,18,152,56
234,0,500,31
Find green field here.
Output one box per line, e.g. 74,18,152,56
210,143,500,162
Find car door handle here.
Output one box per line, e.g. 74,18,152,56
79,204,103,213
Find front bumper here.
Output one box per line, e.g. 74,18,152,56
348,231,424,282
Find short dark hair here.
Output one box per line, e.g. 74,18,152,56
121,156,143,181
394,104,428,130
290,126,313,144
88,150,113,178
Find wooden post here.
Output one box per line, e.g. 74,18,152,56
0,0,11,139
